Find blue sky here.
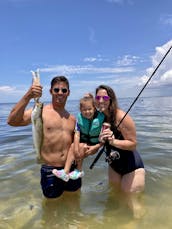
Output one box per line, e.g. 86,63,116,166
0,0,172,103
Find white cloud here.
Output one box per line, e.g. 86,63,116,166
0,86,16,92
83,57,97,62
160,14,172,26
40,65,134,75
83,55,108,63
116,55,140,66
0,85,29,103
2,40,172,102
0,85,29,95
139,40,172,89
161,69,172,82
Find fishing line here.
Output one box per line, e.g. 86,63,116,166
90,45,172,169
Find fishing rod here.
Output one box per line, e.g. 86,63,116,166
90,45,172,170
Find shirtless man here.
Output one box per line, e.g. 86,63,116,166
7,76,81,198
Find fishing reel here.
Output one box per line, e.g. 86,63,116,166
105,150,120,164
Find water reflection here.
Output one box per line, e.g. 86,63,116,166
1,97,172,228
41,192,84,228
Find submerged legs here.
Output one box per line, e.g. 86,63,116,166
108,166,146,218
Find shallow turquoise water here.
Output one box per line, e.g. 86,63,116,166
1,96,172,228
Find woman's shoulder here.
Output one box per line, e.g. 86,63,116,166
116,108,134,125
116,108,125,118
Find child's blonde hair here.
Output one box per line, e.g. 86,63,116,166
79,93,95,109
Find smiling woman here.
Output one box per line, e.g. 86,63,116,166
90,44,172,170
87,84,145,218
87,46,172,218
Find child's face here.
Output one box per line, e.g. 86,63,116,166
80,101,95,120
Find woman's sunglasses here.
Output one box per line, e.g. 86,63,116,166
95,95,110,101
53,88,68,94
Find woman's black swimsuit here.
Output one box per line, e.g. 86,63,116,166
106,129,144,175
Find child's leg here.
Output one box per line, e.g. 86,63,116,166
76,159,83,171
69,143,86,180
69,161,85,180
52,169,69,182
52,144,74,182
64,143,75,174
75,143,87,171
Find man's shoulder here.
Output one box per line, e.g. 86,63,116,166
69,113,76,121
43,103,51,109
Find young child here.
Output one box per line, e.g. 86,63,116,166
52,93,105,181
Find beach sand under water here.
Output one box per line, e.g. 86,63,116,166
1,96,172,228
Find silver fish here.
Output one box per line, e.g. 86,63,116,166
31,101,43,160
31,69,43,160
31,68,40,99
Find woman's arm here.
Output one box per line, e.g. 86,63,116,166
100,109,137,151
